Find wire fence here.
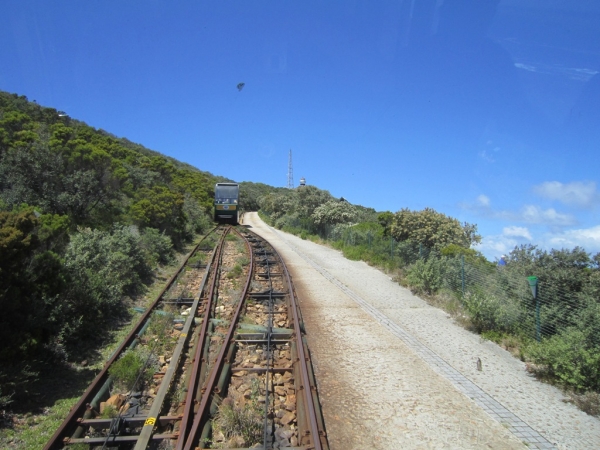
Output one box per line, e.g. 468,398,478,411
327,226,597,344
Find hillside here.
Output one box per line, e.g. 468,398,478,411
0,91,234,410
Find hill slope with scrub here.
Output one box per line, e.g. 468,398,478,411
0,91,234,419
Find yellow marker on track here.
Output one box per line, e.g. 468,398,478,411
144,417,156,426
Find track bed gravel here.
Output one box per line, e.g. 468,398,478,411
244,212,600,450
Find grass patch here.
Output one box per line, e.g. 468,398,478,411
0,395,85,449
225,233,239,242
109,349,156,392
238,256,250,267
227,264,243,279
188,253,205,266
211,378,263,448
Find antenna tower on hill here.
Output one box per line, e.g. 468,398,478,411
287,149,294,189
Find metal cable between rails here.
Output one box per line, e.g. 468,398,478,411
259,242,275,449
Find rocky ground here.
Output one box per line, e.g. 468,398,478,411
244,212,600,450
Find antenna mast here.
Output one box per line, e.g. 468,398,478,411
287,149,294,189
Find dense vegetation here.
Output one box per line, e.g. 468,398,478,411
0,91,223,411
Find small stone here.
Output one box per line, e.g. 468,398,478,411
106,394,126,409
275,386,286,396
277,438,291,448
275,428,294,440
285,394,296,411
280,411,296,425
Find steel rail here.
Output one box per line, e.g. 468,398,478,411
245,228,327,449
43,227,218,450
133,229,226,450
175,226,230,449
279,247,324,450
182,227,255,450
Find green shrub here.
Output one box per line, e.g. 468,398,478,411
342,245,369,261
140,227,173,266
526,329,600,391
461,290,522,333
59,225,157,344
0,387,13,411
404,257,445,295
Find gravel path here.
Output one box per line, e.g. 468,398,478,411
244,213,600,450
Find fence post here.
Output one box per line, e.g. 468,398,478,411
528,276,540,342
461,255,465,297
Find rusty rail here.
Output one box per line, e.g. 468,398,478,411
175,226,231,448
181,227,255,449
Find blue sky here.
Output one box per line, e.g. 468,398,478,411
2,0,599,259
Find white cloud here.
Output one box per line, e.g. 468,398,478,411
533,181,598,208
477,227,531,259
476,194,490,207
514,61,598,82
475,235,518,258
520,205,575,226
503,226,532,240
548,226,600,252
478,141,500,163
463,200,576,227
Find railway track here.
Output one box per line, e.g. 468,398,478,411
44,225,328,450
